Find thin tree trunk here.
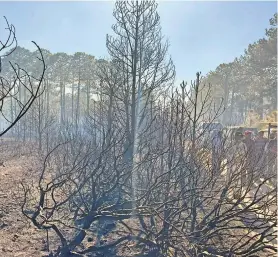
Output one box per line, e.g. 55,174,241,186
190,72,200,234
107,88,113,144
229,85,235,125
72,77,75,123
18,69,22,140
23,76,27,142
222,75,229,125
46,78,50,152
60,79,64,125
76,69,81,134
86,80,90,114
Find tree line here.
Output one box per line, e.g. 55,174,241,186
204,13,277,125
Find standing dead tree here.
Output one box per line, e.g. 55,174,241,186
0,16,46,137
106,0,175,173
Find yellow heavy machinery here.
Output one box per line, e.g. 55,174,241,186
223,110,277,140
255,110,277,139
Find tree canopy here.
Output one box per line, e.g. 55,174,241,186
205,13,277,125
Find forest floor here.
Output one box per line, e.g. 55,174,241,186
0,139,49,257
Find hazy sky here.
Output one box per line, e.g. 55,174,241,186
0,1,276,84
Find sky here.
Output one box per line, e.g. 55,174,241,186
0,1,276,84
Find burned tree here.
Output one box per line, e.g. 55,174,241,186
106,0,175,171
0,16,46,137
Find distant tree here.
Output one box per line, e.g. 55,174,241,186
206,13,277,122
